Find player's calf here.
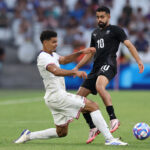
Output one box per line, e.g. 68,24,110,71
57,132,67,137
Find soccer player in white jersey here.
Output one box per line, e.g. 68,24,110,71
14,30,128,146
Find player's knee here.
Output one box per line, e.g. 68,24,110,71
90,101,99,111
76,90,80,95
59,132,67,137
57,131,68,137
96,85,105,94
93,102,99,110
76,89,84,96
84,99,99,112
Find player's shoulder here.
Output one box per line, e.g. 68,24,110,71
109,25,124,31
91,27,100,37
92,27,99,34
52,52,59,57
38,51,49,59
37,51,53,63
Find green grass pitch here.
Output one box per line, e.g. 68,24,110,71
0,90,150,150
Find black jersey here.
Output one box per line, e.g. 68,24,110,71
90,25,127,69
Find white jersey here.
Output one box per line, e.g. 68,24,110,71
37,51,66,95
37,51,85,126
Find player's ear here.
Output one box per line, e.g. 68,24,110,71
107,14,110,19
44,40,49,47
43,40,47,46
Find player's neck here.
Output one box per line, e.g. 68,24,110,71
43,48,53,55
100,23,110,30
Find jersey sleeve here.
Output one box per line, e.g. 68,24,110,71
38,53,55,69
115,26,127,43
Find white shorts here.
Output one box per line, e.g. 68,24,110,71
44,90,86,126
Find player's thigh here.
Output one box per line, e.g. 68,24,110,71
80,78,97,95
59,92,85,119
96,75,109,90
82,98,99,113
77,87,91,97
56,124,69,137
96,64,116,90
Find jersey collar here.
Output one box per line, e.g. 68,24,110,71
99,24,111,31
39,50,54,56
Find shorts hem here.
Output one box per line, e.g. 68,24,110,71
54,97,86,127
76,97,87,119
55,118,74,127
81,85,97,95
97,73,110,81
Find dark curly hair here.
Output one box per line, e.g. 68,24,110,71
96,6,110,14
40,30,57,43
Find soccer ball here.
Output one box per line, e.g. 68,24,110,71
133,122,150,140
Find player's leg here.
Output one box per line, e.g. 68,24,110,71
56,125,68,137
77,82,99,144
77,86,91,97
14,125,69,144
29,124,69,140
77,87,96,129
96,75,120,132
14,128,59,143
82,99,113,140
82,98,128,145
96,75,112,106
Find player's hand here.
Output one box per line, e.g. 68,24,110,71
81,47,96,54
73,66,78,72
138,61,144,73
75,71,87,79
72,67,78,78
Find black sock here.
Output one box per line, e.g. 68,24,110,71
106,106,116,120
83,113,96,129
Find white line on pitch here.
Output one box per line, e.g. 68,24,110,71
0,97,43,105
0,120,50,124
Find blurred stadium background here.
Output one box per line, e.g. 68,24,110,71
0,0,150,90
0,1,150,149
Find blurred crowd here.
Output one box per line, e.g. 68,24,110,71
117,0,150,64
0,0,150,64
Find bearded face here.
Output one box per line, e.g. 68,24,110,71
98,21,107,28
96,11,110,29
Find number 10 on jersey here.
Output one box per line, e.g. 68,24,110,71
97,38,104,48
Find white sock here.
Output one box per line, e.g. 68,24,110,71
29,128,58,140
90,110,113,140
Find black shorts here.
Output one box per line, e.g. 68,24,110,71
81,65,117,95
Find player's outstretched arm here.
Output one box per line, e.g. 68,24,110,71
124,40,144,73
46,64,87,79
59,47,96,65
73,52,94,71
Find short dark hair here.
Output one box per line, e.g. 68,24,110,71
96,6,110,14
40,30,57,43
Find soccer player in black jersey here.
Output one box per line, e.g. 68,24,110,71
74,6,144,144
